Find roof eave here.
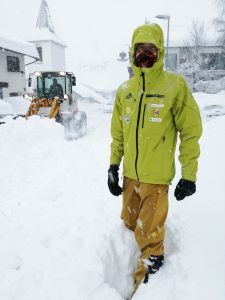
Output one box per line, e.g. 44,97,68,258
0,47,40,60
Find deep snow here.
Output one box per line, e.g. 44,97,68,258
0,92,225,300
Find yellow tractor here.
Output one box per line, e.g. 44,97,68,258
25,71,87,139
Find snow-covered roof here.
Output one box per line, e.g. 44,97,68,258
28,28,66,47
36,0,55,33
0,35,39,59
27,0,66,47
169,38,222,48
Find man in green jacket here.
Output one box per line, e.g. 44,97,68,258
108,23,202,290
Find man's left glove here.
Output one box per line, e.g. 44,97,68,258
174,179,196,201
108,164,122,196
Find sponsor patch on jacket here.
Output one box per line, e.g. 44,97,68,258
149,117,162,123
150,103,164,108
153,109,160,116
125,115,130,124
146,94,165,98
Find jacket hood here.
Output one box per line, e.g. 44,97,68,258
130,23,165,78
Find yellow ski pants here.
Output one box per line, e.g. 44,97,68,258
121,176,169,288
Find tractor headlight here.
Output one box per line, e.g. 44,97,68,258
59,71,66,76
34,71,42,77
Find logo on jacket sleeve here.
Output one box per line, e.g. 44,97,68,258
126,106,132,114
125,92,133,100
125,115,130,124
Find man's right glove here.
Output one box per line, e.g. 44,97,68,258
108,164,122,196
174,179,196,201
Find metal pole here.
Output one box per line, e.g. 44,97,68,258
166,17,170,70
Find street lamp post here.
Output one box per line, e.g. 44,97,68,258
155,14,170,70
117,50,129,62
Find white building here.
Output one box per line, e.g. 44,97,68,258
167,40,225,76
165,40,225,90
0,36,39,99
26,0,66,75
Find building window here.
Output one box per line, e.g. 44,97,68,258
36,46,43,62
168,53,177,70
0,82,8,88
9,92,19,97
200,53,225,70
7,56,20,72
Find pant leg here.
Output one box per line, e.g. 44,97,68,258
121,177,141,231
134,183,169,288
135,183,169,256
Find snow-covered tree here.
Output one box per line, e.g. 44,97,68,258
213,0,225,45
178,20,207,90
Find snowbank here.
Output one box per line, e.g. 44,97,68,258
4,96,30,115
74,82,107,104
194,77,225,94
194,90,225,108
0,100,13,115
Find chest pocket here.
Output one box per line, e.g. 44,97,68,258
142,101,165,129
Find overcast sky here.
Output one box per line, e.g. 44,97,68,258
0,0,220,88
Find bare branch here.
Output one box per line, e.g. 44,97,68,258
214,0,225,18
213,0,225,44
185,19,207,48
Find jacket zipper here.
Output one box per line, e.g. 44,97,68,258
135,73,145,181
142,104,147,128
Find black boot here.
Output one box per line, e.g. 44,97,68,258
143,255,164,284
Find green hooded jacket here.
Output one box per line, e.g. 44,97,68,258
110,24,202,184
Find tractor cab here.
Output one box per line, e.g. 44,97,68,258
28,71,76,101
26,71,77,117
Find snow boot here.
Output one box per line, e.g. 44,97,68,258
133,254,164,294
143,255,164,283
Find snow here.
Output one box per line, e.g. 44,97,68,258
75,60,130,91
194,90,225,109
4,96,31,115
0,100,13,115
74,82,108,104
0,93,224,300
0,35,39,59
194,78,225,94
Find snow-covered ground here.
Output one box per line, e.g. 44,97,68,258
0,92,224,300
0,96,30,116
0,100,13,115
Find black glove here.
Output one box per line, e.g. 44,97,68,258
174,179,196,201
108,164,122,196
